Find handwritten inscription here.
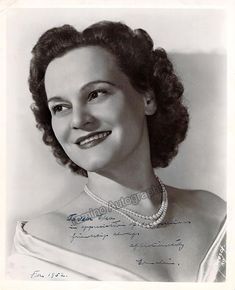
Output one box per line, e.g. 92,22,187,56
157,219,191,227
30,270,68,279
130,238,184,251
113,231,140,240
66,213,190,271
136,258,179,266
67,214,93,226
70,232,109,242
79,222,127,232
217,243,226,267
67,212,191,228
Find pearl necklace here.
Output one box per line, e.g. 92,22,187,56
83,176,168,229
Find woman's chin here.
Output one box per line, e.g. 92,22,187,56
73,158,114,174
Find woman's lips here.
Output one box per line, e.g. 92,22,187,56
76,131,112,149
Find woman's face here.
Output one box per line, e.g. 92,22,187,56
45,46,150,173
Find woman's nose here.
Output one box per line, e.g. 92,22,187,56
70,107,94,130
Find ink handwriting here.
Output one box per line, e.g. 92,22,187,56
70,222,127,232
113,231,140,240
30,270,68,279
81,222,126,231
70,232,109,242
136,258,179,266
130,238,184,251
157,219,191,227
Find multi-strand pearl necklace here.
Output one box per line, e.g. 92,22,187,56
83,176,168,229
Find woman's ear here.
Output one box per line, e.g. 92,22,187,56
143,90,157,115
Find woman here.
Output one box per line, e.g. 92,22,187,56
7,21,226,282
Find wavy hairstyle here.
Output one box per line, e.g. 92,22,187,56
29,21,189,177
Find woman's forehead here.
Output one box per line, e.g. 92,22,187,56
47,46,117,72
44,46,129,98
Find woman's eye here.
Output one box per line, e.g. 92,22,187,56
87,89,107,102
51,104,68,115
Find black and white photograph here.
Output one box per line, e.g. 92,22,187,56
2,2,231,286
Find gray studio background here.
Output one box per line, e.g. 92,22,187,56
6,9,226,256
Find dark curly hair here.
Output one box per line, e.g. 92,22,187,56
29,21,189,177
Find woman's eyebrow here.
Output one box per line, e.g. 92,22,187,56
80,80,116,92
47,80,116,104
47,96,65,104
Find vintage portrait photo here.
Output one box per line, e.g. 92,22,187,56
2,3,230,287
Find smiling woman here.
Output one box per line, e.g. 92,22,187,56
45,46,150,173
7,21,226,282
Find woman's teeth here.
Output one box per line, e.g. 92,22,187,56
79,131,111,145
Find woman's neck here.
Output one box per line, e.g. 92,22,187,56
87,166,157,198
86,156,162,215
85,123,162,214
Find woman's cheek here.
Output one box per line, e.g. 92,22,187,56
52,118,70,144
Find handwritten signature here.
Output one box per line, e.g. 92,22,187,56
136,258,179,266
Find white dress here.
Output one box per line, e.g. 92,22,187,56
6,219,226,282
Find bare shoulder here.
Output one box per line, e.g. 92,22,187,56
166,184,226,234
23,211,68,247
186,188,225,222
23,191,89,247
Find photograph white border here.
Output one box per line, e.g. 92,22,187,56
0,0,234,290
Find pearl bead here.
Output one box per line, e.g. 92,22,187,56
83,175,168,230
